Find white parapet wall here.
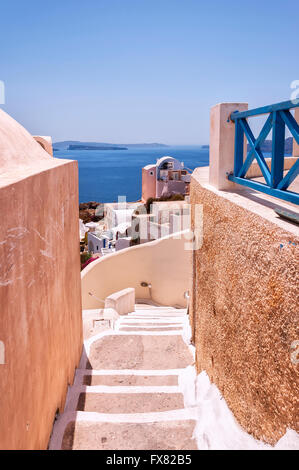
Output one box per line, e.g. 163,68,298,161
104,287,135,315
81,230,192,309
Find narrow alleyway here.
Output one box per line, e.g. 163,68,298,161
49,305,197,450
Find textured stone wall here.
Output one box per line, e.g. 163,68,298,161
190,170,299,445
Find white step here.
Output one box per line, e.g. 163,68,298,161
49,409,197,450
118,318,185,324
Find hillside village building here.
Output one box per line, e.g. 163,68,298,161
142,156,191,202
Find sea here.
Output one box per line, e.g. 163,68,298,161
54,145,209,203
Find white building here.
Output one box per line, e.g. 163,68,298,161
105,202,139,230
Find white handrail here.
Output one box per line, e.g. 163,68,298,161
88,292,105,304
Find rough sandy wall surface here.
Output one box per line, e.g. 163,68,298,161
0,160,83,449
190,175,299,445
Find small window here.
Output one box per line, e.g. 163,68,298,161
150,171,154,176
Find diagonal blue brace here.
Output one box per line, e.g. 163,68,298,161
237,114,273,178
239,118,271,185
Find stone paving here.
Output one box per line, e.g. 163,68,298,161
49,305,197,450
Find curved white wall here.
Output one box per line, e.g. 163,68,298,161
81,231,192,309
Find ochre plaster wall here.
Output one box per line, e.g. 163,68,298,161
142,167,156,202
0,110,83,449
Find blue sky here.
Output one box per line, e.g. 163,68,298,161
0,0,298,144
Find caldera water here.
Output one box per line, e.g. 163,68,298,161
54,145,209,203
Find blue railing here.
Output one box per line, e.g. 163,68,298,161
228,99,299,205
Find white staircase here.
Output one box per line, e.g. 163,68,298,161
49,305,197,450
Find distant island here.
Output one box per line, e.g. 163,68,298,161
52,139,295,154
68,145,128,151
248,136,293,154
199,138,294,154
53,141,169,151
